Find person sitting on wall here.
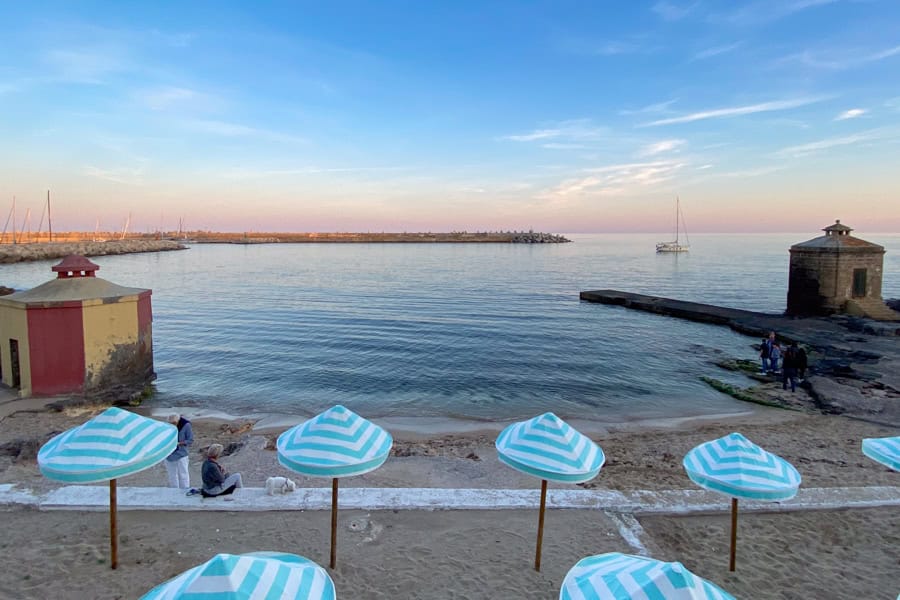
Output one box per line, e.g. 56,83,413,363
201,443,243,498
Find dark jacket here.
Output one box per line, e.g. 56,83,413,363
797,347,808,370
782,346,800,369
760,339,771,358
201,458,226,490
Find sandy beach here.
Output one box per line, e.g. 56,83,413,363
1,400,898,599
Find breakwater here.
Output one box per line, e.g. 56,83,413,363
189,231,571,244
0,240,186,264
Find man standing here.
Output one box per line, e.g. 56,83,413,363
165,413,193,489
782,342,800,393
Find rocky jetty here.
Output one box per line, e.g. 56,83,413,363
581,289,900,426
188,231,571,244
510,231,571,243
0,240,186,264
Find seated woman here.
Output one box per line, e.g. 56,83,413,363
201,443,244,497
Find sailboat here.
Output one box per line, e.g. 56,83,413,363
656,196,690,253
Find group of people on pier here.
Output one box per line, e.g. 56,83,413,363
760,331,808,393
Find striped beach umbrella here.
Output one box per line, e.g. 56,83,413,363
862,436,900,471
38,406,177,569
277,405,392,568
141,552,336,599
560,552,735,600
683,432,801,571
495,412,604,571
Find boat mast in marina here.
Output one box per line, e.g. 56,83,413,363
656,196,690,253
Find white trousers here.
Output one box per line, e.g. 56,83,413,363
165,457,190,489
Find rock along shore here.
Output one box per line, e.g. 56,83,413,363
0,240,186,264
580,289,900,426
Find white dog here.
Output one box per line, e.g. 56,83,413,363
265,476,297,495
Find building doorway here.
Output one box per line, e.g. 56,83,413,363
9,339,20,389
852,268,867,298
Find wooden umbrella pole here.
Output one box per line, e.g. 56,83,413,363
534,479,548,572
330,477,338,569
110,479,118,570
729,497,738,572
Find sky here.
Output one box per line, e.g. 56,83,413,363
1,1,899,234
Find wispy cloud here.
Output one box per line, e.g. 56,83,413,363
557,34,658,57
775,128,893,157
43,48,129,84
149,29,195,48
83,165,145,185
539,160,686,200
502,119,606,143
619,99,678,116
638,139,686,156
779,44,900,70
652,1,698,21
693,42,743,60
222,166,407,180
716,165,786,178
541,143,588,150
642,96,827,126
184,119,307,144
835,108,866,121
140,87,199,111
718,0,838,26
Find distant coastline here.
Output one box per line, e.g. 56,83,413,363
0,230,570,266
187,230,571,244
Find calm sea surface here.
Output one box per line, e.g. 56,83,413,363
5,233,899,423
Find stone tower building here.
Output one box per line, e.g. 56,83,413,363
787,220,899,320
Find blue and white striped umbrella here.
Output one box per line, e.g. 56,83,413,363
683,432,801,501
277,405,392,568
496,412,604,571
38,406,177,484
38,407,178,570
141,552,336,600
862,436,900,471
683,432,800,571
277,405,392,478
495,412,605,483
560,553,734,600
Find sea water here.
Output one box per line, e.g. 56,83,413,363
4,233,899,422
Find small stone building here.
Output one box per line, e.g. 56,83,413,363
0,255,154,397
787,220,899,320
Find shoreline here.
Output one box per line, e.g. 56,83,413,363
138,405,763,439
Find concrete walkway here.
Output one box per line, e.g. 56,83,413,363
2,483,897,514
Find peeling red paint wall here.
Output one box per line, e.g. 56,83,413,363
27,305,86,395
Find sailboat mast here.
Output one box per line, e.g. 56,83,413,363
675,196,680,243
47,190,52,243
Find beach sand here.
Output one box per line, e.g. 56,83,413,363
0,506,895,599
1,405,898,598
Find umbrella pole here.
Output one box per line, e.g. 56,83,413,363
534,479,547,571
110,478,118,570
330,477,338,569
729,497,738,572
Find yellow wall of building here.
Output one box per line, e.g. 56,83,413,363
82,298,139,382
0,304,33,396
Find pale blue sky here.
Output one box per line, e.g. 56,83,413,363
1,1,899,233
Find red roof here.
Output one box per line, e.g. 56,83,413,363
51,255,100,277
